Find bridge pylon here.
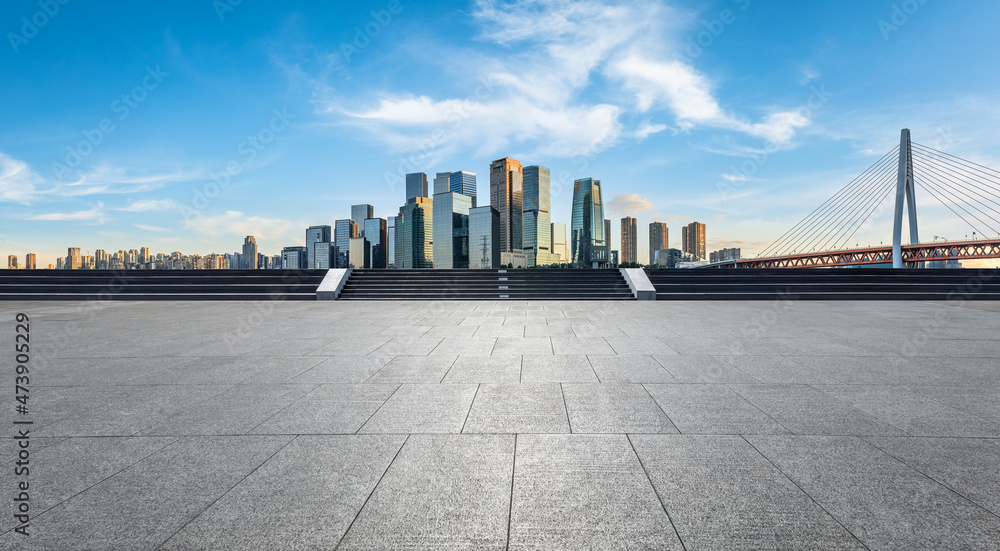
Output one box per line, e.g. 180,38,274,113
892,128,919,268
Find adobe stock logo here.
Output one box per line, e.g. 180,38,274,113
340,0,405,63
7,0,71,53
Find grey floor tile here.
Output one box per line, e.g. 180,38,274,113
251,384,399,435
630,435,864,550
606,337,679,355
372,337,444,356
645,384,789,435
493,336,553,355
748,435,1000,550
550,336,616,355
430,336,498,356
442,356,522,383
290,355,395,383
138,384,315,436
520,354,598,383
661,336,745,356
338,434,514,550
723,355,840,384
562,383,677,433
359,384,478,433
160,435,406,550
654,355,759,383
731,384,907,436
366,355,458,383
509,434,683,550
587,355,678,383
463,384,570,433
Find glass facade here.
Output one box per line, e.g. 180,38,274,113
349,237,370,268
522,165,552,266
489,158,522,253
432,192,472,269
469,206,500,269
305,225,332,269
351,205,374,236
387,216,396,268
311,241,338,269
405,173,428,202
551,222,567,263
364,218,388,269
334,219,358,268
281,246,307,269
397,197,434,268
433,172,452,195
449,170,477,207
571,178,607,268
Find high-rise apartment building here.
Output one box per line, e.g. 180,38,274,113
242,236,258,269
334,219,358,268
489,157,523,253
649,222,668,265
469,206,501,269
604,219,612,252
449,171,477,207
571,178,608,268
351,204,374,236
522,165,552,266
681,222,707,261
25,253,36,270
7,255,18,269
364,218,388,269
396,197,433,269
551,222,567,263
305,225,333,268
67,247,82,270
621,217,638,264
405,173,428,202
433,172,452,195
432,192,472,269
387,216,397,268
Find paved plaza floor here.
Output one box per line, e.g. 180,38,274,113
2,299,999,550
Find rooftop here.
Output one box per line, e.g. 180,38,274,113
4,299,1000,549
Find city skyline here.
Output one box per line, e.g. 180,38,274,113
4,1,1000,269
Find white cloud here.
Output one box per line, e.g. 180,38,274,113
183,211,301,243
134,223,170,232
0,152,50,203
25,203,106,224
328,0,813,159
606,193,655,216
116,199,181,212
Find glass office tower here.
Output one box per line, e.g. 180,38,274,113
571,178,608,268
621,217,638,264
406,173,428,202
433,172,452,195
334,219,358,268
364,218,388,269
449,170,477,207
469,206,501,269
305,225,332,269
522,165,552,266
432,192,473,269
489,158,523,254
397,197,434,268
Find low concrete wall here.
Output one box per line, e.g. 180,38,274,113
620,268,656,301
316,268,352,300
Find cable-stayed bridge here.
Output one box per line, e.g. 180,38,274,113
719,129,1000,268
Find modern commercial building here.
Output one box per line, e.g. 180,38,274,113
349,237,370,268
682,222,707,261
305,225,333,269
432,192,473,269
621,217,638,264
571,178,609,268
396,197,434,269
7,255,18,269
522,165,552,266
649,222,668,265
551,222,567,263
281,246,308,269
351,204,374,236
364,218,388,269
387,216,397,268
311,242,338,269
242,237,258,269
449,170,477,207
406,173,428,202
710,247,741,263
335,219,358,268
433,172,452,195
25,253,36,270
490,157,523,254
469,206,501,269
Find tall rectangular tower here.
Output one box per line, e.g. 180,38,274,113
449,170,478,207
621,217,638,264
335,219,358,268
432,193,473,269
405,173,428,202
522,165,552,267
550,222,567,263
489,157,523,253
305,225,332,269
433,172,452,195
351,204,374,236
242,237,258,269
682,222,707,260
649,222,668,265
26,253,36,270
364,218,388,269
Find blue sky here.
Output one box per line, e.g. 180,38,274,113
3,0,1000,267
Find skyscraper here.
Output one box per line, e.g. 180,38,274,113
551,222,567,263
312,242,338,269
433,172,452,195
387,216,397,268
242,236,258,269
571,178,608,268
364,218,388,269
351,205,374,236
469,206,501,269
522,165,552,267
649,222,668,265
335,219,358,268
139,247,150,265
397,197,434,269
25,253,36,270
281,246,308,269
604,219,612,253
305,225,333,269
432,192,472,269
67,247,82,270
449,170,477,207
490,157,523,253
682,221,707,260
349,237,370,268
7,255,18,269
406,173,428,202
621,217,638,264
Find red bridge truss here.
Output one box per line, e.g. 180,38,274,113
726,239,1000,269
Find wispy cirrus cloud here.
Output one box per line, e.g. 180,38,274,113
24,203,107,224
320,0,815,160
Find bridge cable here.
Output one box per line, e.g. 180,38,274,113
914,176,997,236
913,158,1000,230
827,176,900,252
840,179,900,250
912,142,1000,183
812,169,900,253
